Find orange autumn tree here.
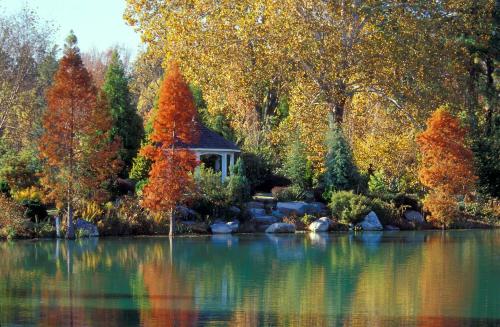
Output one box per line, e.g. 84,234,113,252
39,32,121,239
140,63,198,236
417,106,477,228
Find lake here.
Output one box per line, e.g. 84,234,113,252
0,230,498,326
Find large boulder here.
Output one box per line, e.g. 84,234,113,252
356,211,383,231
277,202,309,216
75,219,99,237
309,218,331,232
404,210,424,223
226,220,240,232
251,215,278,225
265,223,296,233
210,223,232,234
306,202,327,215
248,207,266,217
246,201,265,209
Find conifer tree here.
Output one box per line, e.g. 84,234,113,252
418,106,477,228
323,125,358,194
40,32,121,239
102,50,143,175
140,62,198,236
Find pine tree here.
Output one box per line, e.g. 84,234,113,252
140,62,198,236
284,137,311,194
226,158,251,206
323,125,358,194
39,32,121,239
418,106,477,228
102,50,143,175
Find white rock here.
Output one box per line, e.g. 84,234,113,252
210,223,232,234
265,223,296,233
404,210,424,223
309,220,330,232
356,211,383,231
277,202,309,216
226,221,239,232
385,225,400,231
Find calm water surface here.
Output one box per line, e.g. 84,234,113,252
0,230,499,326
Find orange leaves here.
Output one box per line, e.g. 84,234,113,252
417,107,477,226
141,149,197,213
140,62,199,215
417,107,476,195
151,62,198,147
39,43,121,206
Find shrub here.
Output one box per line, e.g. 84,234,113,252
193,164,229,218
369,198,403,226
271,185,304,202
240,152,272,192
329,191,371,224
98,196,156,235
283,214,306,231
368,170,390,196
0,195,30,239
226,158,251,207
300,214,316,226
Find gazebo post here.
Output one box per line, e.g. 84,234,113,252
221,153,228,181
229,153,235,175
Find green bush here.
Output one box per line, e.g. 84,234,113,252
271,185,304,202
193,164,229,218
329,191,372,224
369,198,402,226
368,170,390,196
300,214,316,226
226,158,251,207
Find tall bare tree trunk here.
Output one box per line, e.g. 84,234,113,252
169,207,175,237
66,194,75,239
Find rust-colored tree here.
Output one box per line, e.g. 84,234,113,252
417,106,477,228
140,62,198,236
39,32,121,239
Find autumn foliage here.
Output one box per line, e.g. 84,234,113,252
39,34,121,238
417,107,477,227
140,63,198,235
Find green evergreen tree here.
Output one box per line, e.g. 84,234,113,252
226,158,251,206
102,50,143,175
323,125,359,194
284,137,311,193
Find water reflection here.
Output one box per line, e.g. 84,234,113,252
0,231,498,326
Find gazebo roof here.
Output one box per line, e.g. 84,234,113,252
184,123,240,151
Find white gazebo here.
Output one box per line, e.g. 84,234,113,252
184,123,240,181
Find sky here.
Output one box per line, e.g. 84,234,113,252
0,0,142,58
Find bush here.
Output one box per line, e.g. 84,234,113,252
300,214,316,226
283,214,306,231
272,185,304,202
193,164,229,218
226,158,251,207
98,196,157,235
284,138,312,194
329,191,372,224
0,195,30,239
240,152,272,192
369,198,403,226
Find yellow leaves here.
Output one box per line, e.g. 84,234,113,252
348,93,419,185
11,187,43,203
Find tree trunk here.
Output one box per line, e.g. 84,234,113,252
169,207,175,237
66,196,76,240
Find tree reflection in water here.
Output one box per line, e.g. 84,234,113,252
0,231,498,326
